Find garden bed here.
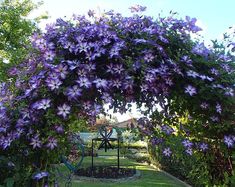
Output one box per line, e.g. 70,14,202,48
75,166,136,179
58,157,187,186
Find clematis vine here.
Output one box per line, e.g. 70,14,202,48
0,6,234,185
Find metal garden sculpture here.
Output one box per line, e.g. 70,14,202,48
92,126,120,170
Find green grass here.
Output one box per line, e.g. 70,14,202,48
57,152,187,187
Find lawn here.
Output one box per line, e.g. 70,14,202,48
57,152,188,187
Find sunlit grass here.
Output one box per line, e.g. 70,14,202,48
57,155,187,187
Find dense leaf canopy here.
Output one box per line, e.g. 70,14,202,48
0,6,234,185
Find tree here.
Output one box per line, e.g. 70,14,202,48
0,0,45,81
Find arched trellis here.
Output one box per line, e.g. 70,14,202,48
0,7,234,185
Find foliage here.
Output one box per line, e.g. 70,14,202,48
0,5,234,185
121,130,137,144
148,134,233,186
144,116,234,186
0,0,45,81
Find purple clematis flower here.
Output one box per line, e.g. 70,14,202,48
165,78,173,86
140,84,148,92
46,137,58,150
63,41,75,52
55,64,68,79
88,9,95,17
32,171,49,180
77,42,89,53
43,50,55,61
57,104,71,118
67,60,80,70
89,104,102,116
221,64,231,73
66,85,82,99
187,70,198,78
185,85,197,96
109,46,120,57
224,136,234,148
7,161,15,168
216,103,222,114
210,68,219,75
8,67,19,76
133,61,141,71
48,72,60,80
199,142,208,152
93,78,108,89
83,101,92,110
15,128,24,139
77,68,87,77
129,4,147,13
192,42,210,56
111,79,122,89
185,148,193,155
145,73,155,83
30,135,42,149
34,38,46,50
114,64,124,74
185,16,202,33
101,92,113,103
106,63,115,74
36,99,51,110
76,77,91,88
210,116,219,122
54,125,64,134
200,102,209,109
225,88,234,96
182,139,193,148
46,78,62,90
181,55,192,65
163,147,172,157
2,137,12,149
0,124,8,133
144,53,154,63
85,63,96,72
161,125,174,135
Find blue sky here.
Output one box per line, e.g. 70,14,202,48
31,0,235,121
32,0,235,41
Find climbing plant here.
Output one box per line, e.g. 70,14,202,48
0,6,234,186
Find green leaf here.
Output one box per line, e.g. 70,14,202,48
4,178,14,187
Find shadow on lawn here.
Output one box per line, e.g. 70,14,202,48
73,165,184,187
59,156,185,187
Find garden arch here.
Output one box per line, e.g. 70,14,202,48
1,8,234,185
